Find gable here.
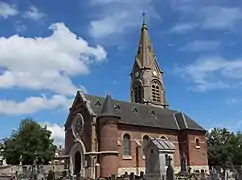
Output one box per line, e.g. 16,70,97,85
64,91,95,130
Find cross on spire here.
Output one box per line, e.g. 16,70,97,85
142,11,146,23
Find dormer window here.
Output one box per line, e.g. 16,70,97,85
150,110,155,115
94,100,101,106
133,107,138,113
115,104,121,110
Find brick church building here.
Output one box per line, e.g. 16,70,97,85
64,19,208,178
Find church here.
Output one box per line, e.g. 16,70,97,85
64,19,208,178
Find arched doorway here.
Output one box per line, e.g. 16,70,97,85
74,151,81,175
69,140,86,177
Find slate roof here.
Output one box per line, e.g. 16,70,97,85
99,94,120,118
84,93,205,132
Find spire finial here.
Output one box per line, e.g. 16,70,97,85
142,11,146,23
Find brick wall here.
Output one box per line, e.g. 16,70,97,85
186,130,208,167
98,117,119,177
117,124,181,172
65,108,92,155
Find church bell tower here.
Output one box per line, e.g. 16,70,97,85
130,15,169,108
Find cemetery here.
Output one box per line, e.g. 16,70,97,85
1,136,242,180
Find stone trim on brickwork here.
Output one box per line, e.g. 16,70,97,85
121,132,132,140
160,135,168,140
99,151,119,154
123,155,133,160
69,139,86,176
194,137,201,149
84,151,119,155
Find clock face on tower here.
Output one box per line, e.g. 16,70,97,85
71,113,84,139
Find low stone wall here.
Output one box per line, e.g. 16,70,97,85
0,165,65,176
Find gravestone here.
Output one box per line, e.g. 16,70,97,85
144,138,175,180
200,169,206,180
166,156,174,180
47,170,55,180
236,169,242,180
224,170,229,180
140,171,144,179
210,168,218,180
179,153,188,177
37,173,45,180
130,172,135,180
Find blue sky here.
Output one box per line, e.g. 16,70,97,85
1,0,242,145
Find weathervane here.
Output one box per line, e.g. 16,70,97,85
142,11,146,23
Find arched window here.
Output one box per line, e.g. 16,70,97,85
142,135,149,154
151,80,162,103
134,81,142,103
160,136,168,141
123,134,131,156
195,138,200,147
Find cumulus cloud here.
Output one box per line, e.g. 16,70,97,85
175,56,242,92
22,6,45,21
0,22,107,95
0,1,18,18
0,94,73,115
40,122,65,146
88,0,160,39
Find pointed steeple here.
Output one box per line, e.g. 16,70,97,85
99,93,120,118
130,14,169,108
135,16,162,72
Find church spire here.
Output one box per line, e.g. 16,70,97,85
130,14,169,108
135,13,162,72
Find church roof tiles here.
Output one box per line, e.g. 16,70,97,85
85,93,205,132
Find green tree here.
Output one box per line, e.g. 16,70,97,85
206,128,232,167
227,131,242,165
206,128,242,167
2,118,56,165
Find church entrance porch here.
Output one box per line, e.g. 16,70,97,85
69,140,86,177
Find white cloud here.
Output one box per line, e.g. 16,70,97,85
40,122,65,146
169,0,242,32
175,56,242,92
180,40,221,52
0,94,73,115
225,98,240,105
208,120,242,133
0,22,107,95
170,23,199,33
88,0,160,38
0,1,18,18
201,7,242,30
22,6,45,21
